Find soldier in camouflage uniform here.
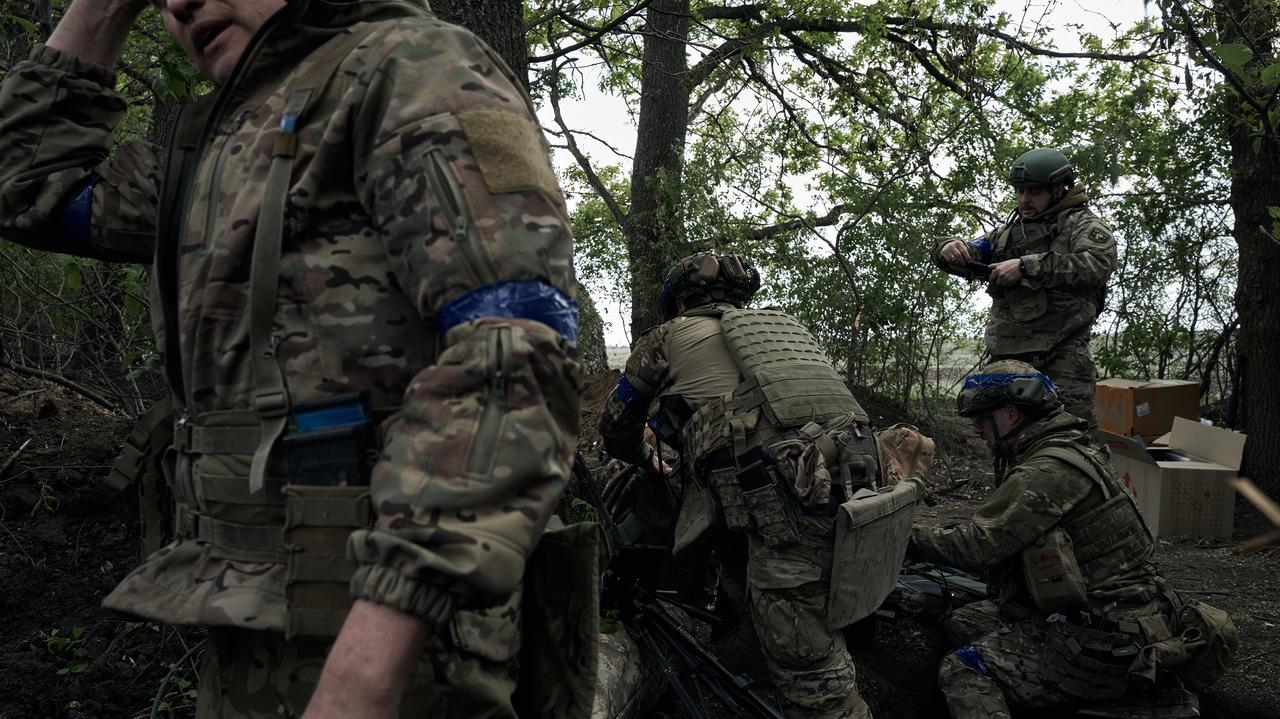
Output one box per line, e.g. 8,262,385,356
599,251,880,719
910,361,1225,718
0,0,592,717
933,148,1116,427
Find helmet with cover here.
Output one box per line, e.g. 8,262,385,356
659,251,762,320
1007,148,1076,188
957,360,1061,419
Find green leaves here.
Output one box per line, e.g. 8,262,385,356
1212,42,1254,71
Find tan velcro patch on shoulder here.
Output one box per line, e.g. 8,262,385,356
456,110,565,207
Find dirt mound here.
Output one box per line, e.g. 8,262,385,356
580,370,621,456
0,370,193,719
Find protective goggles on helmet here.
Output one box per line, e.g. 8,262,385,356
957,372,1058,418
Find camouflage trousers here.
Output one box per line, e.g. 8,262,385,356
742,517,872,719
937,600,1136,718
195,595,522,718
994,333,1097,428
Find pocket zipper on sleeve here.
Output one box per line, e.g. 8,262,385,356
468,326,511,477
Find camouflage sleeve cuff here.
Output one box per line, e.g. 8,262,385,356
1019,253,1044,278
349,563,458,627
28,44,116,88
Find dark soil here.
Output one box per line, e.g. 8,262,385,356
1,369,1276,718
0,370,196,719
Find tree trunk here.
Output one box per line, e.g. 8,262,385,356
432,0,528,88
626,0,691,341
1219,0,1280,492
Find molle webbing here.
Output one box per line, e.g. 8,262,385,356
720,309,866,429
1061,492,1154,579
285,485,371,638
1039,444,1155,586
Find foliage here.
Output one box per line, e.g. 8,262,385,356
0,0,1259,419
535,0,1243,408
29,627,91,676
0,3,202,413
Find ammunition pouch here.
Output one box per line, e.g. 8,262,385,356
1164,596,1238,691
1022,528,1088,613
284,484,371,639
105,398,176,555
736,445,800,547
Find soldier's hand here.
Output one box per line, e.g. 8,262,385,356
989,258,1024,286
940,240,970,266
649,451,673,477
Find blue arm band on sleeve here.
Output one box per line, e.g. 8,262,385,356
614,376,650,413
953,645,993,677
51,176,94,253
968,236,993,263
438,279,579,342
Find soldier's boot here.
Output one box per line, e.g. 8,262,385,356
937,646,1013,719
768,653,871,719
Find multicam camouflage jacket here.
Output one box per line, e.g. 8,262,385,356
0,0,580,632
910,411,1161,612
932,185,1117,355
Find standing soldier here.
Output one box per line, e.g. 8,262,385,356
934,148,1116,428
600,251,890,719
911,361,1236,719
0,0,591,716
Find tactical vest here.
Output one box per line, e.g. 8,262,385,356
668,308,881,552
1034,442,1160,608
103,33,379,638
677,307,868,463
985,210,1102,355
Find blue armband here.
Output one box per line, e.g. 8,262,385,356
438,279,579,342
51,176,94,253
968,236,993,263
953,645,993,677
613,376,649,413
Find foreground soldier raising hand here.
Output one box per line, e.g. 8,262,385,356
0,0,590,716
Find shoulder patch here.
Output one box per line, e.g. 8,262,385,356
456,109,565,207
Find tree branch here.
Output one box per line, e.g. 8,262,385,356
528,0,654,63
549,66,631,232
0,359,117,412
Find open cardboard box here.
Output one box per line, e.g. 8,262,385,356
1101,417,1245,539
1095,378,1200,439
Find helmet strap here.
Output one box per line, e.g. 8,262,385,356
989,405,1041,456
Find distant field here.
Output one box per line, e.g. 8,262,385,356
606,346,629,370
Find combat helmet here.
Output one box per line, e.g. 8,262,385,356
957,360,1061,419
659,251,761,320
1007,148,1076,187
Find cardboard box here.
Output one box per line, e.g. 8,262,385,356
1103,418,1245,539
1095,378,1201,438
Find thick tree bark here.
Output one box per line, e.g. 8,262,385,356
432,0,529,88
1219,0,1280,492
626,0,691,341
